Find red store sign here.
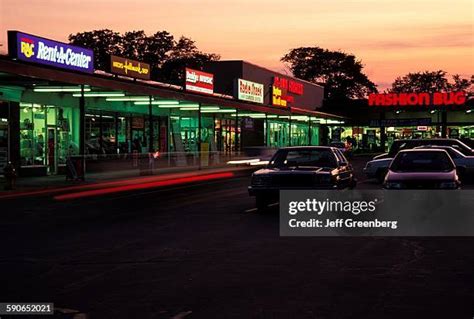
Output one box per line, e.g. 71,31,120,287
272,76,304,107
185,68,214,95
368,92,467,106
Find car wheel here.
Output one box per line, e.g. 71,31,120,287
256,196,271,212
376,169,387,183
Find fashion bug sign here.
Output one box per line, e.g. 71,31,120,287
236,79,264,104
8,31,94,73
185,68,214,95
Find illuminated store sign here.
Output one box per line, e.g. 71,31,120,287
185,68,214,95
236,79,264,104
368,92,466,106
8,31,94,73
272,76,304,107
110,55,150,80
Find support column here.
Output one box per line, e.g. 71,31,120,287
148,96,154,152
441,109,448,138
115,112,119,153
265,113,268,147
288,115,292,147
79,85,85,173
198,103,202,169
99,110,103,153
234,109,239,154
308,116,312,146
379,110,387,152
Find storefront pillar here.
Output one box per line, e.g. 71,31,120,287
234,109,239,153
8,101,20,171
114,112,119,153
198,103,202,168
379,110,387,152
79,85,85,170
308,116,312,146
148,96,154,152
288,115,292,147
441,110,448,138
265,113,268,147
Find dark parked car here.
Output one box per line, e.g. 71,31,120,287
374,138,474,160
383,149,460,189
248,146,356,211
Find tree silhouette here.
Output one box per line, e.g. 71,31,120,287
389,70,474,95
281,46,377,100
68,29,219,83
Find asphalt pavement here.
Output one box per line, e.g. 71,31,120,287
0,157,473,318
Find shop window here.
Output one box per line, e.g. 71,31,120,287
20,104,45,166
20,103,77,171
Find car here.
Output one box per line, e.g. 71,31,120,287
329,141,347,153
373,138,474,160
363,157,393,182
366,139,474,182
383,149,460,189
248,146,357,211
413,145,474,181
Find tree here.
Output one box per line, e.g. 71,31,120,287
68,30,219,83
281,47,378,100
69,29,123,70
158,37,220,84
389,70,474,95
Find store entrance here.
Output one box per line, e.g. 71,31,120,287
47,126,57,174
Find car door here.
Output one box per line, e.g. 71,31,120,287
334,149,352,188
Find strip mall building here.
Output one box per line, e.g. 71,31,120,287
324,91,474,152
0,31,345,176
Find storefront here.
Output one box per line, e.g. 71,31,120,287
323,92,473,152
0,31,345,176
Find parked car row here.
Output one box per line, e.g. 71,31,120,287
248,139,473,211
364,138,474,186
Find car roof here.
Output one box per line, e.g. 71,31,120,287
414,145,455,149
394,138,459,142
398,148,449,153
278,146,334,150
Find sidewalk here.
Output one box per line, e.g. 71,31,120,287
0,165,255,199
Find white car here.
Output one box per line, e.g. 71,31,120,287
413,145,474,180
363,157,393,182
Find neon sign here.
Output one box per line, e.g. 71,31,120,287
8,31,94,73
368,92,467,106
110,55,150,80
272,76,304,107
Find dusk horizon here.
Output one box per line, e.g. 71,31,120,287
0,0,472,90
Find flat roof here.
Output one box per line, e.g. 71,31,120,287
0,56,345,120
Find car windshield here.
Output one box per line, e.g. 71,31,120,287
390,151,454,172
269,149,338,168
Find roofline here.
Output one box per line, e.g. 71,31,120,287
0,56,341,119
208,60,325,89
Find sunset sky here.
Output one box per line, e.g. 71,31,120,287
0,0,472,90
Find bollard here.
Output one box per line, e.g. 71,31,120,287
3,161,17,190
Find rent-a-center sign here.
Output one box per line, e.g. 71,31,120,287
8,31,94,73
185,68,214,95
368,92,467,106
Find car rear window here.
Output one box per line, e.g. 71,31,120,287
390,151,455,172
270,149,338,168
